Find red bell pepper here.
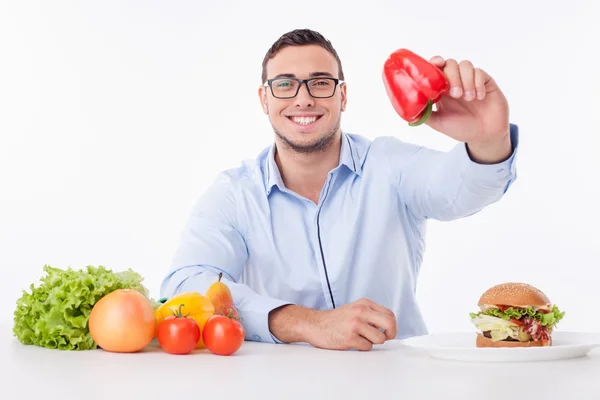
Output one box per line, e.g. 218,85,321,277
382,49,450,126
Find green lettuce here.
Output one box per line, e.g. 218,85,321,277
469,304,565,329
13,265,157,350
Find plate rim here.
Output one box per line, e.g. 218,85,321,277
399,331,600,351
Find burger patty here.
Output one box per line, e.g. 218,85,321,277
483,331,518,341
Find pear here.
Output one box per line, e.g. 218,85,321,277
206,272,240,320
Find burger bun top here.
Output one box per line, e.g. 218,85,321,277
478,282,551,308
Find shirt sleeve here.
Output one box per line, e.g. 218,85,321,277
395,123,519,221
160,173,292,344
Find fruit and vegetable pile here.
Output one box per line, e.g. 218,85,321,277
12,265,244,356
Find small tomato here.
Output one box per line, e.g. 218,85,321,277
157,305,201,355
202,315,245,356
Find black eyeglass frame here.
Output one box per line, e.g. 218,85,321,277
264,77,345,99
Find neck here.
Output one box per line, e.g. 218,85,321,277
275,133,342,203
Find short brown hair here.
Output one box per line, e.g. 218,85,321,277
261,29,344,83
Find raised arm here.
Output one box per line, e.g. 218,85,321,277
383,53,519,220
395,123,518,221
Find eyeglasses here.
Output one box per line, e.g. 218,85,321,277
264,77,344,99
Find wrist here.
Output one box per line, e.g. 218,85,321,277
466,131,512,164
268,304,322,343
297,308,324,344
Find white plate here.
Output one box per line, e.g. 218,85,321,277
400,331,600,362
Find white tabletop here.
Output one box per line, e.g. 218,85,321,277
3,323,599,400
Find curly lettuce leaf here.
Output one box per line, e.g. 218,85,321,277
469,304,565,329
13,265,152,350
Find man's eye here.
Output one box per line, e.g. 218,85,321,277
276,80,293,88
312,80,331,86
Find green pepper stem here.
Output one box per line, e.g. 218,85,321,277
408,100,433,127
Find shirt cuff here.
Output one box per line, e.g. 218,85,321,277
453,123,519,186
238,295,292,344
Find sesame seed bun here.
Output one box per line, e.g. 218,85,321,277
477,282,551,308
476,333,551,348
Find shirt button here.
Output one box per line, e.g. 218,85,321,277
496,168,505,177
253,334,261,341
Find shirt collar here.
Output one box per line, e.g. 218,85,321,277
339,131,362,176
265,144,284,195
264,131,362,195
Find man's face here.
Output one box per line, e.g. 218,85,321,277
259,45,347,153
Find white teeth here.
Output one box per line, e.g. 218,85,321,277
291,116,318,125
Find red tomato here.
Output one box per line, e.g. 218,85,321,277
157,315,200,355
202,315,245,356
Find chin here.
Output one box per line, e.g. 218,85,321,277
274,128,337,153
281,137,329,153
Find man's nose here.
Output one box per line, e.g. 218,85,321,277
293,82,315,108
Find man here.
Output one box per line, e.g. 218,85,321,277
160,29,518,351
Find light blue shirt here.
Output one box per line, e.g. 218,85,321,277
160,124,519,343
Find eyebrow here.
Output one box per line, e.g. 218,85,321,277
273,71,335,79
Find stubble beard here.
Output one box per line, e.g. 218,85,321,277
271,114,341,155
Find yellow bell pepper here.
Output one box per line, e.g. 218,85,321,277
155,292,215,349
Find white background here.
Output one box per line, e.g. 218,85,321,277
1,0,599,336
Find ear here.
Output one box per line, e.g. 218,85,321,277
258,85,269,114
340,82,347,112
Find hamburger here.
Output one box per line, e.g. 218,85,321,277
469,282,565,348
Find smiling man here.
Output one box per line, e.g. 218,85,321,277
160,29,518,351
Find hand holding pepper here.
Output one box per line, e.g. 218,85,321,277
383,50,512,164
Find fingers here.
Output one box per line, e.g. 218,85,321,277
352,336,374,351
364,310,398,340
474,67,487,100
434,56,490,101
459,60,475,101
325,299,399,351
357,323,388,346
441,58,462,99
355,298,398,340
343,317,376,351
429,55,445,68
345,313,387,351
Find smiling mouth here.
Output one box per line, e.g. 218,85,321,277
287,115,323,126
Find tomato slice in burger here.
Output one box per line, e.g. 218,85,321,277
510,318,523,326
